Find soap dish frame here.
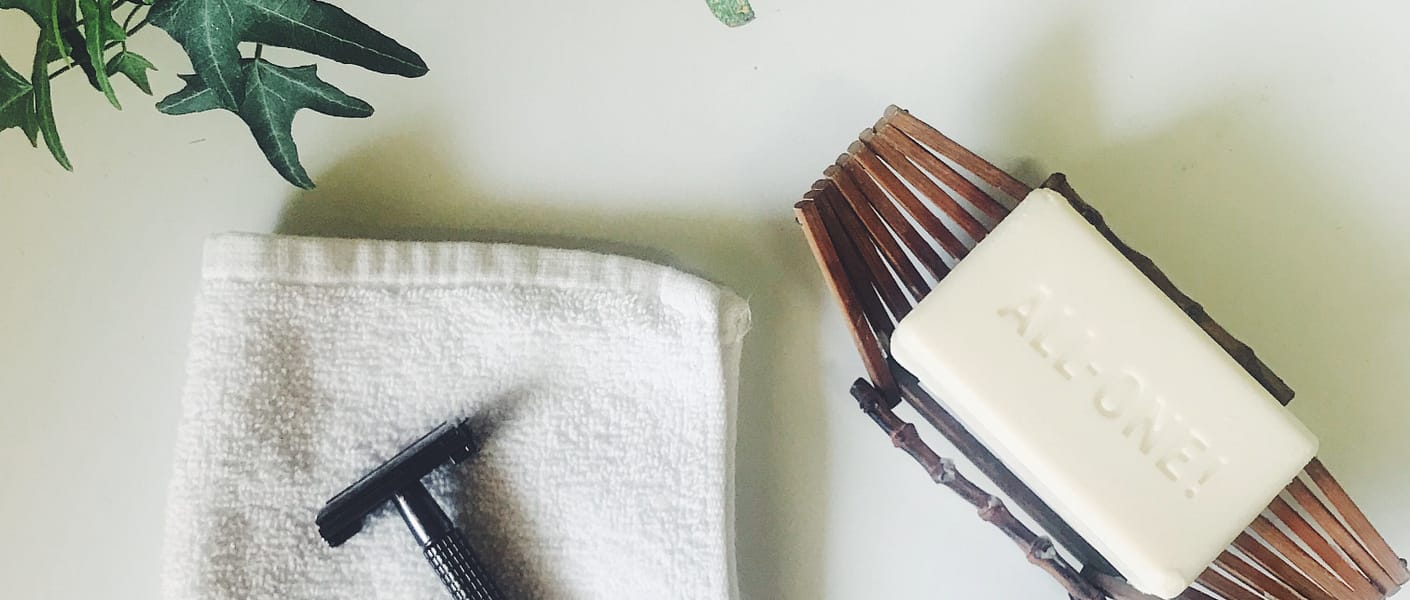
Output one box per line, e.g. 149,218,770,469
794,105,1409,599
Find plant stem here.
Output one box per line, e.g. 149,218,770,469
253,43,264,60
49,55,94,79
119,2,141,52
48,9,149,80
128,12,151,37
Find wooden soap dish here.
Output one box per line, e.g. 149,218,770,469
795,105,1409,599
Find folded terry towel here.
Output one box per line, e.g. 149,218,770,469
162,234,750,600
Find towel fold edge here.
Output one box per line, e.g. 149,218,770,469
203,233,751,327
205,233,712,293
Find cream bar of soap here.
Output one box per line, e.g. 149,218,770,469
891,189,1317,598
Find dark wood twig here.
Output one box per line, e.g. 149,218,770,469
1042,174,1296,406
851,379,1105,600
891,364,1113,575
1305,458,1410,586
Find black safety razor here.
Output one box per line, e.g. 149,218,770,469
316,420,506,600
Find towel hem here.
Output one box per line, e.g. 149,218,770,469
204,233,727,298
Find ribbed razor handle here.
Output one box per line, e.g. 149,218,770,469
423,529,503,600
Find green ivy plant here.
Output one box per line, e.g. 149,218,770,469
0,0,426,187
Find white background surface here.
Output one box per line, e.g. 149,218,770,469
2,1,1408,598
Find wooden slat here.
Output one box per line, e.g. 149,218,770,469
837,154,951,281
862,127,989,241
1174,587,1218,600
815,189,896,341
819,187,914,322
876,121,1009,222
1305,458,1410,586
827,163,937,295
848,141,971,261
820,166,930,298
795,199,894,393
1268,496,1381,599
1248,515,1353,598
1232,532,1336,600
1288,478,1398,594
1195,567,1263,600
1213,551,1305,600
885,104,1032,202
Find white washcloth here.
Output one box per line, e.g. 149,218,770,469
162,233,749,600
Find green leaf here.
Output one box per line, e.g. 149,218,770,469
0,54,39,145
33,32,72,169
55,3,136,106
705,0,754,27
149,0,426,111
103,8,128,38
107,50,157,95
148,0,244,109
243,1,428,76
155,73,222,113
2,0,72,168
158,59,373,188
82,0,125,106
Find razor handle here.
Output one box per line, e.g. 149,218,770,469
396,483,506,600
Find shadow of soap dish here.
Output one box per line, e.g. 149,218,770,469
794,105,1410,599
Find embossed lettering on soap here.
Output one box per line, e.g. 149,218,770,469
997,284,1230,499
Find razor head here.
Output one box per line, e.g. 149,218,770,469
316,420,478,547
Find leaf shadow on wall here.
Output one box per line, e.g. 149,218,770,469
984,25,1410,533
274,128,830,599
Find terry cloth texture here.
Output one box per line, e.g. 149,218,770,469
162,233,750,599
